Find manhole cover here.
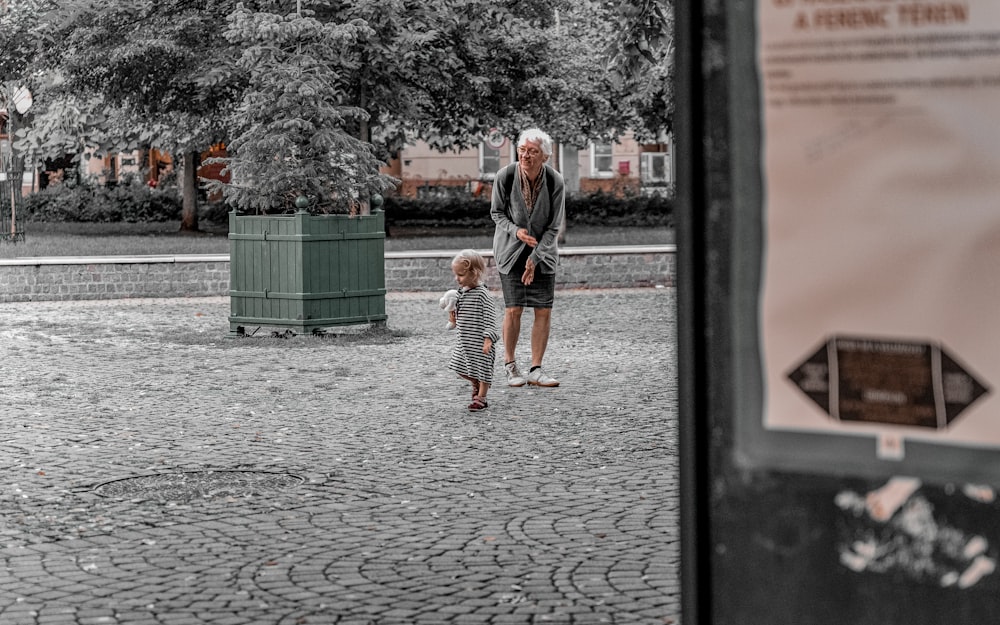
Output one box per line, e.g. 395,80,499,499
94,470,304,501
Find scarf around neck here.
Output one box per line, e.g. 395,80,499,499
517,163,544,214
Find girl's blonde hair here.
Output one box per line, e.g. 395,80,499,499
452,249,487,285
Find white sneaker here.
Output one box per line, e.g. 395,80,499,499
526,367,560,387
505,362,526,387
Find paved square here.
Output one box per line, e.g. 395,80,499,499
0,288,679,624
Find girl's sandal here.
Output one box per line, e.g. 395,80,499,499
468,397,488,412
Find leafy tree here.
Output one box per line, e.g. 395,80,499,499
340,0,674,152
0,0,43,82
208,2,394,213
208,0,596,210
602,0,675,141
311,0,563,155
492,0,628,149
11,0,241,230
5,0,675,225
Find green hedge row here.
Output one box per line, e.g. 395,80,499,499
22,182,184,223
20,183,674,229
383,192,674,229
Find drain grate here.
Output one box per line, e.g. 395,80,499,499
94,470,304,501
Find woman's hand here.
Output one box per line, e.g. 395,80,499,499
482,337,493,354
516,228,538,247
521,257,536,286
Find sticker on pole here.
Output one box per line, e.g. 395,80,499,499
787,336,989,430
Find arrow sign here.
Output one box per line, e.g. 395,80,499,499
787,336,989,429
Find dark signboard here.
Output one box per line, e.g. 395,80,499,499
788,336,989,429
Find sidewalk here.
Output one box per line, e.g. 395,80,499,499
0,287,680,625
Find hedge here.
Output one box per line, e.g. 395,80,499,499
20,183,674,230
22,181,184,223
383,191,673,229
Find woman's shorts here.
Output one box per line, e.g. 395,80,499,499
499,270,555,308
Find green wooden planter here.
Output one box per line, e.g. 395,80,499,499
228,211,387,337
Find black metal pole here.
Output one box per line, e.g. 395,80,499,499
675,2,713,624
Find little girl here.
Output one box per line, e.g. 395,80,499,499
446,249,500,411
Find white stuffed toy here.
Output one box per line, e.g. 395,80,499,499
439,289,460,329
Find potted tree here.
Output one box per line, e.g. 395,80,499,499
209,2,396,337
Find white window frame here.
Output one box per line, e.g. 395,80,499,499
479,142,502,180
590,142,614,178
641,152,672,184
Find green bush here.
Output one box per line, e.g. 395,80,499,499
20,182,674,230
382,191,673,229
199,200,233,226
567,191,674,227
383,197,495,229
23,181,183,223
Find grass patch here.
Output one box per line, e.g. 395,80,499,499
0,222,673,259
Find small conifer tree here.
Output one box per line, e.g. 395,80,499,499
209,1,394,214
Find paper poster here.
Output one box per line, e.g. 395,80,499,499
758,0,1000,457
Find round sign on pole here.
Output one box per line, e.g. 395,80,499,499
486,128,506,149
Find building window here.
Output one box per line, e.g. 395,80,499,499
480,143,501,180
591,143,613,177
641,152,672,184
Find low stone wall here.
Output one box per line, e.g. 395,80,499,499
0,246,675,303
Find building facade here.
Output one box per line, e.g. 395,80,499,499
388,131,674,198
14,129,673,201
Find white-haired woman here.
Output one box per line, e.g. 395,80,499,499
490,128,565,388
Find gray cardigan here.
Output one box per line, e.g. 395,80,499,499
490,163,565,275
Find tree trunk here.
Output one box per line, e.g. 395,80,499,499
357,86,371,216
357,125,371,215
180,150,199,232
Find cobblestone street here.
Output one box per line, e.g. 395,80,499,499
0,288,679,625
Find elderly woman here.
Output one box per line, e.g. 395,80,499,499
490,128,566,388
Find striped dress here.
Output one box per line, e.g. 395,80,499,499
447,285,500,383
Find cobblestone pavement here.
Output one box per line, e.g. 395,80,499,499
0,287,679,625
